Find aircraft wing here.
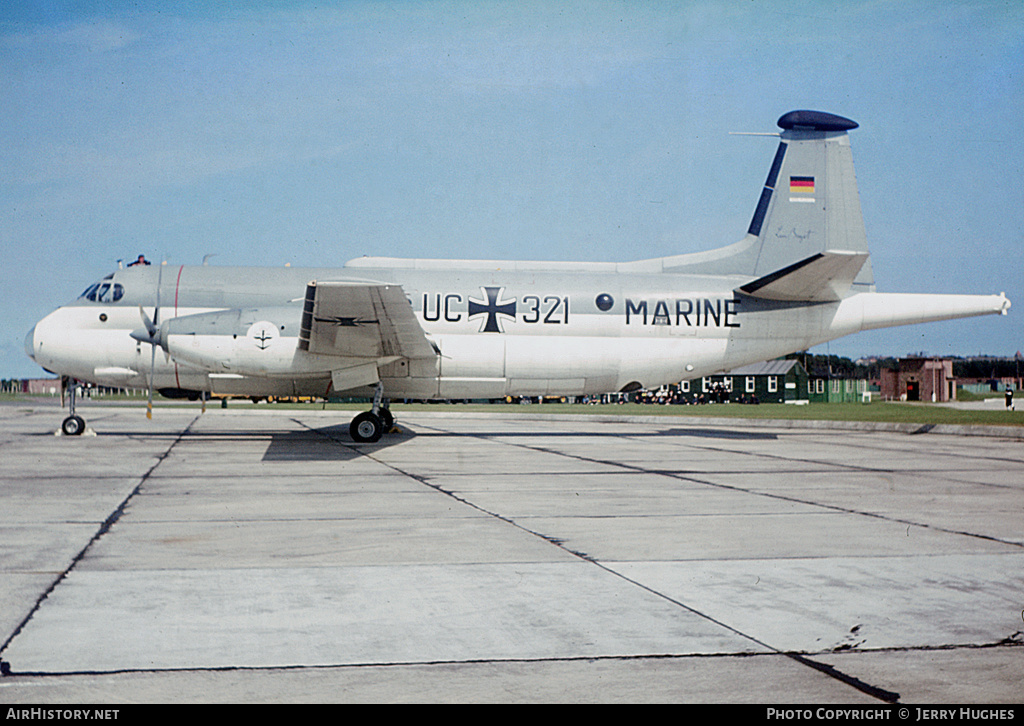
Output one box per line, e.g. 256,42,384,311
738,251,870,302
298,281,437,360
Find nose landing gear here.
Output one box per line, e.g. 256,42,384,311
60,376,87,436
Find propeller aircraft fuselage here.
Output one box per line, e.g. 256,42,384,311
25,111,1011,441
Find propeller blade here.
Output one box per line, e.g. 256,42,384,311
147,343,155,420
144,261,164,420
130,307,164,346
141,305,157,337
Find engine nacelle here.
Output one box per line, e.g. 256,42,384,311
161,307,329,377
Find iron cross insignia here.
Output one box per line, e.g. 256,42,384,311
468,286,516,333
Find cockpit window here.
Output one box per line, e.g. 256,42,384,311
79,280,124,303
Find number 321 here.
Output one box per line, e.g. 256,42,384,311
522,295,569,324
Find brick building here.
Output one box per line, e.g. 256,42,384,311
879,358,956,402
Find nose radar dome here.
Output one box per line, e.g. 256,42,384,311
24,325,36,361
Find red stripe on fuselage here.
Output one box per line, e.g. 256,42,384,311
174,265,184,389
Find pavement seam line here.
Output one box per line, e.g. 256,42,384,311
6,637,1020,679
307,418,902,702
401,419,907,703
0,416,199,660
525,430,1024,549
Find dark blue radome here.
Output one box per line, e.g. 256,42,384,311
777,110,858,132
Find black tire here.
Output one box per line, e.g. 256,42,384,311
379,407,395,431
349,411,383,443
61,415,85,436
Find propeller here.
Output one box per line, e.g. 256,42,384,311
132,306,163,346
145,320,157,420
128,263,164,419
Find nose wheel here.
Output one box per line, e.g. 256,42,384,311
61,415,86,436
59,377,87,436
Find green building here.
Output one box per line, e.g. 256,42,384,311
806,374,871,403
681,360,809,404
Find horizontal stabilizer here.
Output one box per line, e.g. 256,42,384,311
738,251,870,302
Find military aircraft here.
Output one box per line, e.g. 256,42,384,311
25,110,1010,441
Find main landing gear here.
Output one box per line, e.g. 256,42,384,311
348,383,395,444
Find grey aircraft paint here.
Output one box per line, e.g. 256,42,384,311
26,111,1010,440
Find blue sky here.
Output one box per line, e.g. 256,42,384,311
4,0,1022,378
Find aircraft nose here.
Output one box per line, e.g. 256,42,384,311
24,324,36,361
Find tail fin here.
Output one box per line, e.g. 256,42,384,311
745,110,873,289
662,110,874,296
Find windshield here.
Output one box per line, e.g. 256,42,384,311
79,274,124,303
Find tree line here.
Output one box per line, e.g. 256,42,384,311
794,354,1021,380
